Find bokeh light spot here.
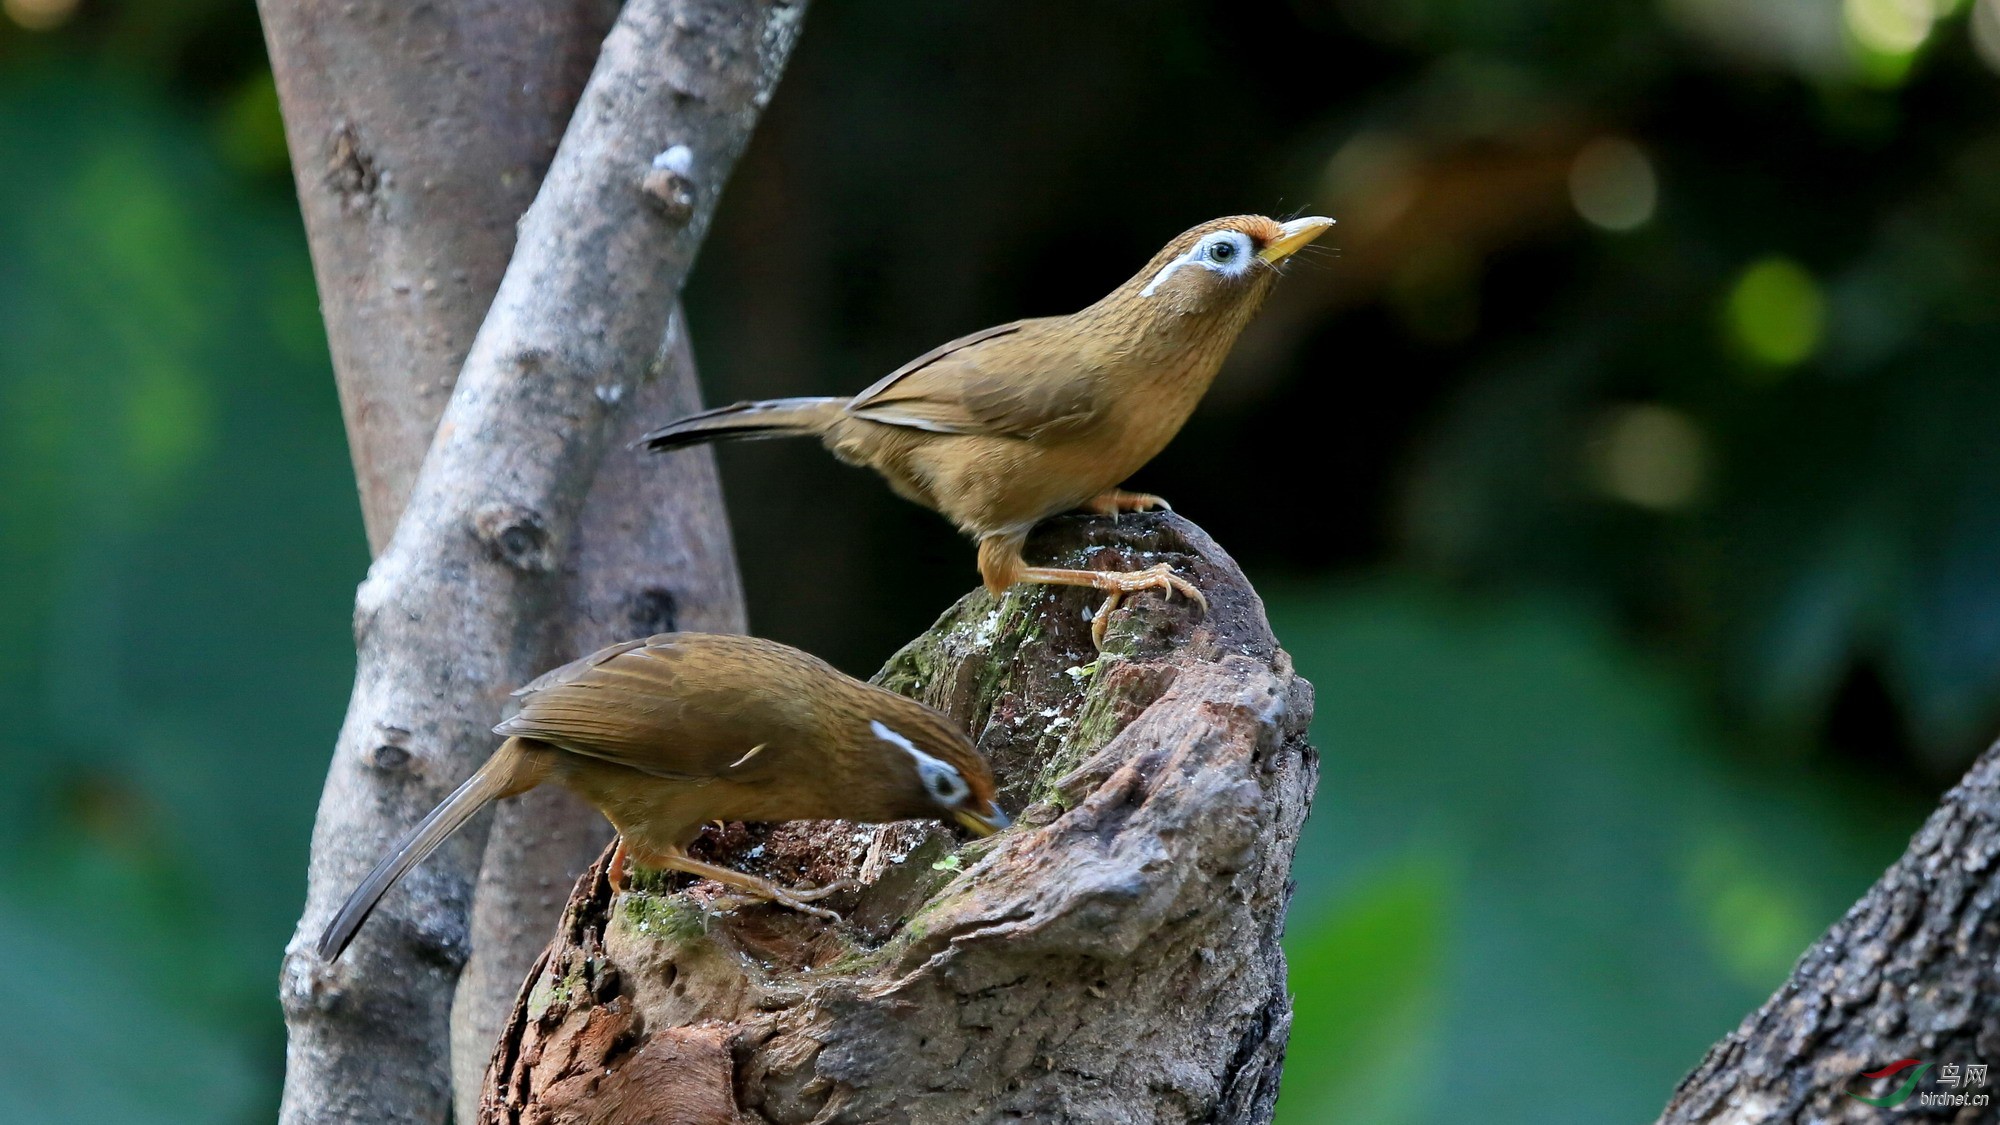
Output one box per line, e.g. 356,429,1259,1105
1844,0,1935,55
1322,131,1420,235
1726,256,1825,369
1590,404,1708,511
1682,830,1820,989
1975,0,2000,74
3,0,77,30
1568,137,1658,232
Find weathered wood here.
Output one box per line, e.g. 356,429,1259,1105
1657,743,2000,1123
275,3,803,1122
482,513,1318,1125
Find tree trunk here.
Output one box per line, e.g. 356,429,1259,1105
1657,743,2000,1123
452,316,747,1122
274,3,801,1122
256,0,620,555
258,2,752,1113
480,513,1319,1125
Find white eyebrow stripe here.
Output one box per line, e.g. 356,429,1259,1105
1139,231,1252,298
871,719,958,777
1141,246,1205,298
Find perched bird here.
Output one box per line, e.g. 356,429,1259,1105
639,214,1333,645
316,632,1007,961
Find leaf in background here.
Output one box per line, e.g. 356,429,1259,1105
1276,854,1451,1125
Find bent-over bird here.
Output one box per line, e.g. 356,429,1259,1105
317,632,1007,961
639,214,1333,646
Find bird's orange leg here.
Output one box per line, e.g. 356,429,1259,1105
619,839,848,921
607,835,633,892
978,534,1207,648
1080,489,1171,517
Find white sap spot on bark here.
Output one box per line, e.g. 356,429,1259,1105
652,145,695,175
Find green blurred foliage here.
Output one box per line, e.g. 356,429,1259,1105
1268,584,1918,1122
0,51,360,1125
5,0,1999,1120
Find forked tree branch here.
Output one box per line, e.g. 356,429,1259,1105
257,2,749,1112
272,2,802,1121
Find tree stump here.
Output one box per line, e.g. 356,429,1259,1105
480,513,1318,1124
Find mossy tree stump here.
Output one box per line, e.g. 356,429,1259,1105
479,514,1318,1124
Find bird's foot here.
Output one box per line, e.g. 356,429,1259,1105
1081,489,1172,518
708,878,851,922
1088,563,1207,648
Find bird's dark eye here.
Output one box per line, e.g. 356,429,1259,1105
933,775,955,796
1207,240,1237,263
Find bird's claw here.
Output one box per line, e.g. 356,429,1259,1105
1084,491,1172,517
708,877,851,921
1088,563,1206,647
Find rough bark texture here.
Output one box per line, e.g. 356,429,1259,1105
1658,743,2000,1123
453,319,748,1122
481,513,1319,1125
275,3,804,1123
257,0,620,553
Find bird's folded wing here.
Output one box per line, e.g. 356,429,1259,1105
846,319,1102,440
494,639,775,782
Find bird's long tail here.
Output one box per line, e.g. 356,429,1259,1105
636,396,848,452
316,738,543,961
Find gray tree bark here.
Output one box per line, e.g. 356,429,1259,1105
257,2,751,1113
1657,743,2000,1123
480,514,1318,1125
256,0,620,555
271,2,801,1122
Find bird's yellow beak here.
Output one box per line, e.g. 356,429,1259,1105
955,802,1011,837
1258,216,1335,263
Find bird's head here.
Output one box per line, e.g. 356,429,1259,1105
1121,214,1334,315
860,705,1010,836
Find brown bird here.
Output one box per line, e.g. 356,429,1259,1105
639,214,1333,646
316,632,1007,961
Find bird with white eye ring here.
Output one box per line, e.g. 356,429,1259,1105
314,633,1008,961
639,213,1334,647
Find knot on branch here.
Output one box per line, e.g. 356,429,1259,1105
642,145,698,222
625,587,680,635
482,514,1318,1125
364,725,416,773
472,503,558,573
323,122,380,215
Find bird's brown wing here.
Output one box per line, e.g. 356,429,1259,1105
494,635,804,782
845,319,1103,440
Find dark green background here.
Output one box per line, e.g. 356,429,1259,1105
2,0,1992,1120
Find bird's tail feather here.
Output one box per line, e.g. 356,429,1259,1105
636,396,847,452
315,739,536,961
